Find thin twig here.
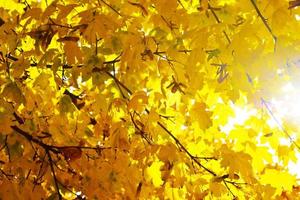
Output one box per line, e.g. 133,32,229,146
46,150,62,200
157,121,217,176
98,0,122,17
0,168,14,180
249,0,277,50
223,180,236,198
105,71,132,96
105,69,218,176
11,125,60,154
177,0,185,9
192,156,217,160
208,4,231,45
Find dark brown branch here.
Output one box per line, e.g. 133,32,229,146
48,18,75,29
177,0,185,9
0,168,14,180
223,179,236,198
249,0,277,47
224,180,247,186
154,49,192,55
54,145,111,151
0,135,8,152
98,0,122,17
208,4,231,44
105,71,132,96
11,125,110,153
193,156,217,160
33,152,47,191
46,150,62,200
11,125,60,154
130,112,152,144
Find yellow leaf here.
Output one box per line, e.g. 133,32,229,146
128,91,148,113
220,145,253,181
145,161,164,187
1,81,25,106
260,169,296,194
209,182,227,197
157,143,178,162
63,41,84,64
33,72,52,90
59,95,77,114
0,112,13,134
190,102,212,130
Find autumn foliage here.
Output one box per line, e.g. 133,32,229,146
1,0,300,199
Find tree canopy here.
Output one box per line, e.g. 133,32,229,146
1,0,300,199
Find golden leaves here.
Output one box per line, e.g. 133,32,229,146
1,81,25,106
33,72,52,90
27,25,57,52
128,91,148,113
153,0,177,17
260,169,296,194
209,182,227,197
82,14,119,43
0,112,13,134
157,142,178,163
220,145,253,181
63,40,84,64
1,0,300,199
59,95,77,114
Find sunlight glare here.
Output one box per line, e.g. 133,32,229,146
220,103,256,134
268,81,300,178
270,82,300,126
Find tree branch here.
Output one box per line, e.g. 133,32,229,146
46,150,62,200
98,0,122,17
208,4,231,45
11,125,60,154
250,0,277,49
157,121,217,176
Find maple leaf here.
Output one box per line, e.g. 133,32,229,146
190,102,212,130
220,145,253,181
